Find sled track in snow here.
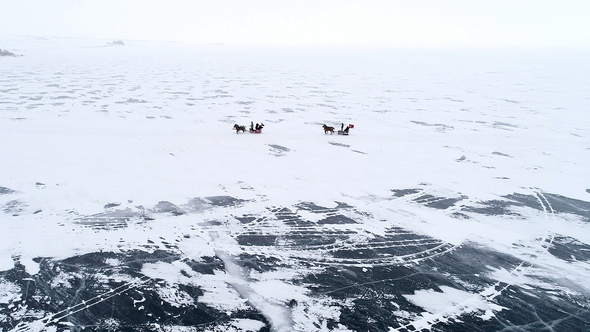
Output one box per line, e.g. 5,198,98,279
14,196,513,332
9,258,190,332
8,192,564,332
232,205,458,268
392,191,558,332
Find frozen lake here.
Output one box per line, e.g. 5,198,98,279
1,37,590,331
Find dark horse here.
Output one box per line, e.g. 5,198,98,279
322,124,335,134
233,124,246,133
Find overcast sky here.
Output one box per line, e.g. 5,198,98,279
1,0,589,49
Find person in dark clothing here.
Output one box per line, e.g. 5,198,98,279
250,121,254,131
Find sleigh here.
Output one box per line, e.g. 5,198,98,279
249,123,265,133
337,124,354,135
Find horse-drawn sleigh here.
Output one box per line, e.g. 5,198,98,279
233,122,264,134
323,124,354,135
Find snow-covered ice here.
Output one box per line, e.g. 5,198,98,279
1,36,590,331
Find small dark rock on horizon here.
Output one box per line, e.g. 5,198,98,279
0,49,18,57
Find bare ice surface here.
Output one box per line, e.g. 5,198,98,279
1,37,590,331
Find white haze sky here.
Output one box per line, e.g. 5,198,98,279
1,0,590,49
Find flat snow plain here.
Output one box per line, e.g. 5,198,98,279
1,37,590,331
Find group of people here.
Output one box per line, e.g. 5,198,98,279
340,123,350,134
250,121,263,131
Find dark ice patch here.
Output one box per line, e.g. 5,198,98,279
444,97,464,103
25,104,44,109
464,284,590,332
423,245,590,331
238,253,282,273
204,94,232,99
548,236,590,262
204,196,243,207
268,144,290,156
299,265,435,330
235,216,257,224
413,191,590,220
451,212,471,219
162,91,189,95
116,98,148,104
197,220,222,227
329,141,350,148
104,202,121,209
3,192,590,331
236,234,277,246
268,144,290,152
76,208,139,229
502,193,590,221
493,121,518,130
3,200,26,215
492,151,512,157
268,206,315,227
182,197,213,213
334,201,354,209
298,240,587,332
0,186,16,195
503,193,545,211
391,188,421,197
182,198,213,212
458,193,543,217
429,242,523,277
463,199,521,216
0,250,269,332
541,193,590,221
413,194,466,210
294,201,351,213
411,121,454,131
317,215,357,224
316,103,338,109
153,201,186,216
502,99,521,104
281,230,351,248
